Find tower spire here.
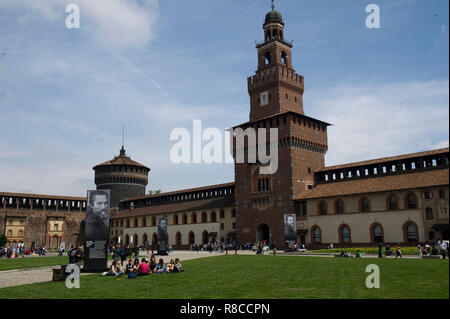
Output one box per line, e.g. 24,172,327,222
120,123,126,156
271,0,275,10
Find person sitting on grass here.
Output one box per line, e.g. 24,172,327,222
125,259,134,275
132,258,140,272
173,258,184,273
149,255,157,273
355,250,361,258
138,258,150,276
154,258,166,273
107,260,123,277
166,259,175,273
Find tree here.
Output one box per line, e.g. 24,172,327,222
0,234,7,247
147,189,161,195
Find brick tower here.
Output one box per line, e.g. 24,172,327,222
234,4,330,248
93,146,150,208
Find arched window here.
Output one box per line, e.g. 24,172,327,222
7,230,12,237
406,223,417,242
175,232,182,248
182,213,187,224
335,199,344,214
202,230,209,244
142,217,147,227
388,195,398,210
264,51,271,64
189,231,195,245
372,224,383,243
126,219,130,228
173,215,179,225
210,211,217,222
281,51,287,64
231,209,236,217
425,207,433,220
311,226,321,243
18,230,23,237
318,201,327,215
134,218,138,227
220,210,225,219
201,212,207,223
191,213,197,224
340,225,351,244
360,196,370,212
406,193,418,209
152,216,156,226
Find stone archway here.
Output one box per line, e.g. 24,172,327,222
256,223,270,243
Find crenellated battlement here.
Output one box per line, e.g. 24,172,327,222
247,65,304,93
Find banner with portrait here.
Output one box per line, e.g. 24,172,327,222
84,190,110,271
284,214,297,242
157,217,168,254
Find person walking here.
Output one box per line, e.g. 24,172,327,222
395,244,402,258
119,245,127,266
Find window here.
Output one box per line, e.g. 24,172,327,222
423,191,432,200
152,217,156,226
341,226,351,243
231,209,236,218
142,217,147,227
313,227,321,243
221,223,224,230
173,215,178,225
360,197,370,212
126,219,130,228
54,224,58,231
388,195,398,210
232,223,236,230
425,207,433,220
439,190,446,199
335,199,344,214
406,224,417,242
220,210,225,219
406,193,417,209
134,218,138,227
210,211,217,222
373,225,383,243
319,201,327,215
7,230,12,237
201,212,207,223
296,201,307,217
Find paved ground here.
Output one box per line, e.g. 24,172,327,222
0,250,425,289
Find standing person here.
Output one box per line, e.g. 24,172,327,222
195,244,199,254
112,245,119,261
417,242,422,258
119,245,126,266
440,241,448,259
395,244,402,258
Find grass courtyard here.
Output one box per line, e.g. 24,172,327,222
0,255,448,299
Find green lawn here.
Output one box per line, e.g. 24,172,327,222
0,255,448,299
0,256,70,271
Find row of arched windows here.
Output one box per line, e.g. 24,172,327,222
112,209,237,228
122,230,210,247
310,222,419,244
318,192,419,215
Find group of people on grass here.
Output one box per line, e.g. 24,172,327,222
417,240,448,259
105,255,183,278
0,245,47,258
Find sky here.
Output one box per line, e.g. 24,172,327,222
0,0,448,197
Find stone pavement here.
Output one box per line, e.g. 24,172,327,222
0,250,423,289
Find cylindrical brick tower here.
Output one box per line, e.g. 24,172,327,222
93,146,150,208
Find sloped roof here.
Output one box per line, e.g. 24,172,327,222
93,147,150,170
296,168,449,200
319,148,449,172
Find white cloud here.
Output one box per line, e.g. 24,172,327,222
0,0,159,49
307,79,449,166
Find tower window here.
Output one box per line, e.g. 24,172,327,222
264,52,271,65
281,51,287,64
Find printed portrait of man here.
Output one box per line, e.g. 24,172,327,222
284,214,297,241
85,190,110,242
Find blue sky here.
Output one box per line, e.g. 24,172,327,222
0,0,448,197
